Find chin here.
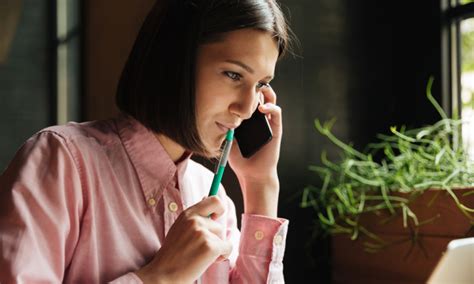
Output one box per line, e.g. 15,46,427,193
198,148,220,159
203,140,224,158
209,145,223,158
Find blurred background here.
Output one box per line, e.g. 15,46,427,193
1,0,474,282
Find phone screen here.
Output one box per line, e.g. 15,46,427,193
234,107,273,158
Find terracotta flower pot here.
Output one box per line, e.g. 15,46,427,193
331,188,474,283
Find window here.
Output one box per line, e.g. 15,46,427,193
461,18,474,155
442,0,474,156
56,0,81,124
0,1,81,170
0,1,52,169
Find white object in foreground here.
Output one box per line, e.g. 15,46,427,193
428,237,474,284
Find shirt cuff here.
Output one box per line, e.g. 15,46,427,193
109,272,143,284
239,214,289,262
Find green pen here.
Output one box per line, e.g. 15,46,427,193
208,129,234,196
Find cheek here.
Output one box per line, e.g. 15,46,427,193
196,72,222,105
195,92,221,134
194,70,240,126
196,84,232,115
196,91,219,121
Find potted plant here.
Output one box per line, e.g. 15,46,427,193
302,78,474,283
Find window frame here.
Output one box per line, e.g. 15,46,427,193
54,0,83,124
441,0,474,118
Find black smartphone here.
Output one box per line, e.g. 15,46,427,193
234,106,273,158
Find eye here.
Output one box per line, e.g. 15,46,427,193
224,71,242,81
256,82,270,89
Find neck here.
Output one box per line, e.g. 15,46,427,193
155,134,187,163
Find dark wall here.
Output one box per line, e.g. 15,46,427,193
275,1,442,283
84,0,154,121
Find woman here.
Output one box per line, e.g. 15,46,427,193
0,0,293,282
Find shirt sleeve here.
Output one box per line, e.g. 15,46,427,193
224,194,289,283
0,131,85,282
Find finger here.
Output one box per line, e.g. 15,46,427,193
202,232,232,262
259,103,282,128
261,85,277,104
215,239,232,261
216,255,227,262
187,196,226,218
199,216,226,239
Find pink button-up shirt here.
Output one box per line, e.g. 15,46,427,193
0,115,288,283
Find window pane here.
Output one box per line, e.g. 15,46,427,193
461,18,474,156
0,1,52,170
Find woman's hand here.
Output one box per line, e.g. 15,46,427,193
228,85,282,218
136,196,232,284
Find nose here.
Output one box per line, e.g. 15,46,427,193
229,87,260,120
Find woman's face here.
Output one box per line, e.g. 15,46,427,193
195,28,279,157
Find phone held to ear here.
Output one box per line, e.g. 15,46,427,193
234,105,273,158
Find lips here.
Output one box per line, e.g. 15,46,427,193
216,122,239,133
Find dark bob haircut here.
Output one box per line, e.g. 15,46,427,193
116,0,293,156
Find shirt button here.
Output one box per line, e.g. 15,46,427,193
274,235,283,245
168,202,178,212
254,230,264,240
147,198,156,206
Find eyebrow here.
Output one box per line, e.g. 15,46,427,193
224,59,274,80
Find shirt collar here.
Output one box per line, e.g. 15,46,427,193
115,114,192,201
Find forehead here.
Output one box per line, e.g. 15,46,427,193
197,29,279,72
